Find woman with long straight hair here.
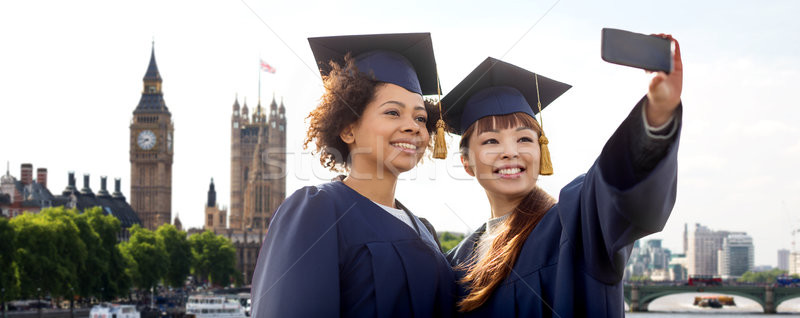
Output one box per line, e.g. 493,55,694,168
444,35,683,317
250,33,456,317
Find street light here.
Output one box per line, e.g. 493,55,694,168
36,288,41,318
2,287,6,318
69,287,74,318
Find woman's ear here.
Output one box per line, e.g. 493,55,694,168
340,124,356,144
461,155,475,177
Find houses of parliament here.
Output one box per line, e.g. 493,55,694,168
129,45,286,284
206,95,287,284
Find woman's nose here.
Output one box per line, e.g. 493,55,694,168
401,116,421,133
500,141,519,159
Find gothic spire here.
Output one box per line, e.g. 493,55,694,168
207,178,216,207
135,42,169,114
144,41,162,82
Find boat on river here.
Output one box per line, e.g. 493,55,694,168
185,294,246,318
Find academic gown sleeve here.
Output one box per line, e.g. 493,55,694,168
250,186,342,317
561,96,683,284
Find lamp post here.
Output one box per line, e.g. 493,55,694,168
36,288,41,318
150,286,155,310
2,287,6,318
69,287,74,318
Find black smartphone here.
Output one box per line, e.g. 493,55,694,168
601,28,672,73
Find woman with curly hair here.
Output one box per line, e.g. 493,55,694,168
444,36,682,317
250,33,456,318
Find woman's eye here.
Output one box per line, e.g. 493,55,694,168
416,116,428,123
518,137,534,143
385,110,399,117
481,138,498,145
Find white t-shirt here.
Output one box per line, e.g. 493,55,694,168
475,213,511,261
375,202,415,230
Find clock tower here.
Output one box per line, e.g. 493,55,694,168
130,44,174,230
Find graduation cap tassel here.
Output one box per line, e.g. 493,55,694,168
433,74,447,159
434,119,447,159
535,74,553,175
539,134,553,175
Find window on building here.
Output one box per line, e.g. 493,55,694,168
208,214,213,227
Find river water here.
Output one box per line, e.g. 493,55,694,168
626,292,800,316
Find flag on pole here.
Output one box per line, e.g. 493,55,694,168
260,59,276,73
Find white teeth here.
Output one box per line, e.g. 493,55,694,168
392,142,417,150
497,168,521,175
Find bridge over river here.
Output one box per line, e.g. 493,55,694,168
624,284,800,313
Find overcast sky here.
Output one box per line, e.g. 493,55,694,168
2,0,799,267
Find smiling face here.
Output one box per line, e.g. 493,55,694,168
461,112,542,199
342,83,430,177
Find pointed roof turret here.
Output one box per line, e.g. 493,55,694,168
144,42,162,82
207,178,216,207
1,161,14,185
173,213,183,231
233,94,240,111
254,100,265,123
270,93,278,110
135,42,170,114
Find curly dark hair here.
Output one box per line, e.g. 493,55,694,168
304,55,439,171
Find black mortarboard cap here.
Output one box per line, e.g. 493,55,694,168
441,57,571,134
308,33,439,95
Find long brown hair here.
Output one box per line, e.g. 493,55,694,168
457,112,557,312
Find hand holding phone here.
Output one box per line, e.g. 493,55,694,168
601,28,683,126
601,28,673,73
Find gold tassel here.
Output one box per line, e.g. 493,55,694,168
432,73,447,159
433,119,447,159
539,134,553,175
534,73,552,175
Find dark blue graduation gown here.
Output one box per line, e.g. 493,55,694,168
251,181,456,317
448,100,682,317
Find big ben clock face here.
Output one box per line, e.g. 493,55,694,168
137,130,157,150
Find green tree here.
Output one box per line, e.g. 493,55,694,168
628,275,651,282
88,209,132,301
79,207,132,301
0,217,20,301
156,224,192,288
12,208,87,301
190,231,238,286
41,208,88,300
120,225,167,298
73,208,106,300
438,231,465,253
738,268,787,283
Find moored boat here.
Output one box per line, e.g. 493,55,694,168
90,303,140,318
185,294,246,318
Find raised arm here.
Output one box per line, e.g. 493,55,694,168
559,35,684,284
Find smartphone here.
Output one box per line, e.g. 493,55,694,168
601,28,672,73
